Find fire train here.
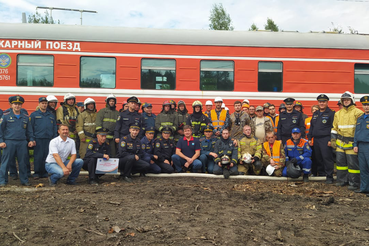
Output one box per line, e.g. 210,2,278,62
1,23,369,114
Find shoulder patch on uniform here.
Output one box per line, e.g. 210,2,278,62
142,144,145,149
121,141,126,147
123,136,127,140
88,144,93,150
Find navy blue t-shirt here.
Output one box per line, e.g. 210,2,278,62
176,136,201,158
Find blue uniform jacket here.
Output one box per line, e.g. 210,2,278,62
141,136,155,163
142,112,156,131
199,136,217,156
114,110,142,139
30,109,57,139
354,114,369,147
284,138,312,162
0,110,34,142
118,135,144,159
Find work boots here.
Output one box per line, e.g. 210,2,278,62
303,174,309,182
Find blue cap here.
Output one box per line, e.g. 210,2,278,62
76,102,84,107
9,95,24,104
142,102,152,108
292,128,301,133
39,97,47,102
145,126,155,134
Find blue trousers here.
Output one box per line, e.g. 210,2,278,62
0,140,29,185
283,158,312,177
358,142,369,192
172,154,202,172
199,154,215,173
33,138,51,178
45,159,83,184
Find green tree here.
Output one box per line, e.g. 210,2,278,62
28,10,60,24
264,18,279,32
249,23,258,31
209,3,234,30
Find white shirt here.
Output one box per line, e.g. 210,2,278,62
45,136,76,163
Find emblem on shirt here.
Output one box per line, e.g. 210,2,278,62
156,143,160,148
322,119,327,124
367,124,369,129
292,120,296,124
121,141,126,147
88,144,93,149
142,144,145,149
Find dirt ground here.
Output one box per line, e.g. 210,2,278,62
1,175,369,246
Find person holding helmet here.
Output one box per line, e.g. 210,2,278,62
199,125,218,173
331,91,363,190
95,94,120,157
262,131,285,177
46,95,58,119
175,100,189,142
213,128,238,179
237,125,262,175
30,97,57,179
56,93,79,142
277,98,305,145
294,101,308,121
204,100,213,118
76,98,97,159
187,100,211,139
114,96,143,142
155,100,178,139
283,128,312,182
210,97,230,137
229,100,253,140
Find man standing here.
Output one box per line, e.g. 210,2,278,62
332,91,363,190
199,125,218,173
83,128,111,185
76,98,97,159
141,127,161,174
141,103,156,138
253,106,273,142
204,100,213,118
267,104,279,134
95,94,119,158
172,125,202,172
277,98,305,145
175,100,189,142
30,97,57,179
283,128,312,182
229,100,253,140
353,96,369,195
0,96,35,186
213,129,238,179
46,95,58,119
155,100,178,139
294,101,308,121
154,127,175,173
187,101,210,139
115,96,142,142
237,125,262,175
308,94,335,183
45,124,84,186
56,93,79,142
262,131,285,177
249,105,256,119
210,97,230,137
117,123,150,182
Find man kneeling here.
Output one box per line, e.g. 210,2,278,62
214,129,238,179
262,131,285,176
83,127,111,185
237,125,262,175
45,124,83,186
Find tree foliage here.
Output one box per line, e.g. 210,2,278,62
264,18,279,32
249,23,258,31
28,10,60,24
209,3,234,31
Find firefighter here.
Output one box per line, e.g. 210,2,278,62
76,98,97,159
331,91,363,190
175,100,189,142
213,129,238,179
95,94,120,157
187,101,211,139
237,125,262,175
204,100,213,118
155,100,178,139
294,101,308,121
262,131,285,177
56,93,79,142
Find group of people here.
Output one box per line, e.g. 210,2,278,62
0,91,368,196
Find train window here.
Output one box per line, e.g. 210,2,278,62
200,60,234,91
258,62,283,92
354,64,369,93
141,59,176,90
17,55,54,86
80,57,116,88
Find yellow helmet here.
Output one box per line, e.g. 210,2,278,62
192,100,202,108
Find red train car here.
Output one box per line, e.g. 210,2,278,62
1,23,369,115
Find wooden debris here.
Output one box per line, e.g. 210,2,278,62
13,232,25,243
84,228,105,236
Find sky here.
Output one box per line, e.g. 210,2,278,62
0,0,369,34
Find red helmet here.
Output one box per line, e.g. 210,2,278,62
163,100,171,106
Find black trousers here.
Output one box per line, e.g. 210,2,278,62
83,158,103,180
119,155,150,177
313,136,334,177
155,161,174,173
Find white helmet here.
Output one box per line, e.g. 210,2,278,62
64,93,75,101
221,103,226,108
105,94,116,102
46,95,58,103
214,97,223,103
84,98,96,109
205,100,213,106
242,153,252,164
225,107,229,111
243,99,250,105
221,155,230,165
341,91,355,104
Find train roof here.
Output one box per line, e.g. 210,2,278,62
1,23,369,50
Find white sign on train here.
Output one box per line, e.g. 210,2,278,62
0,40,81,51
